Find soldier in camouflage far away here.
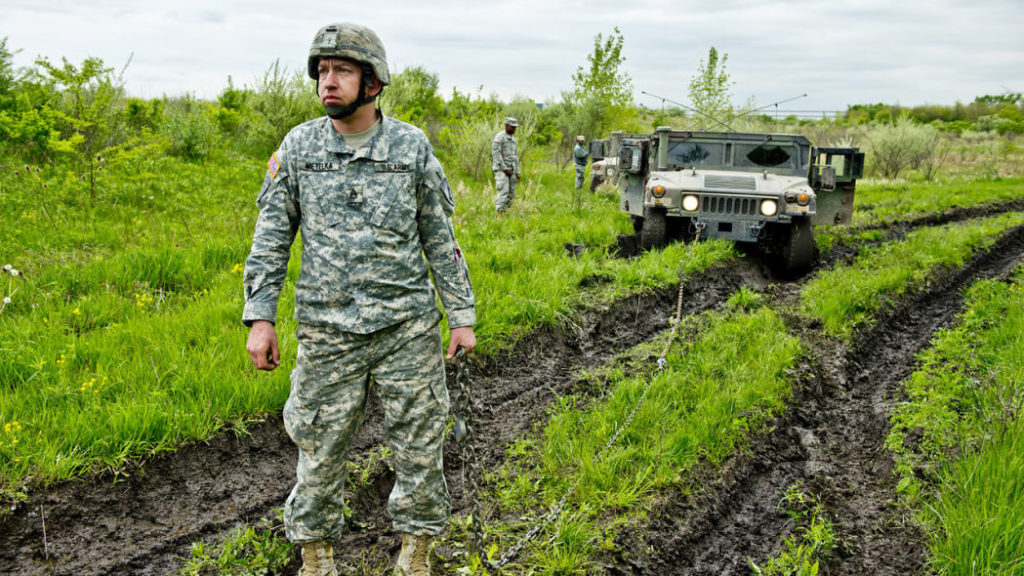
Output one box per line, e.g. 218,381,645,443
491,117,520,213
242,22,477,576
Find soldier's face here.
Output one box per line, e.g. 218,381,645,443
318,58,362,106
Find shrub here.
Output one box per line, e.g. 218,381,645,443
866,115,939,179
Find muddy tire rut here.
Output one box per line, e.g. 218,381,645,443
2,213,1023,576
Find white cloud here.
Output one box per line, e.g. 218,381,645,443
2,0,1021,109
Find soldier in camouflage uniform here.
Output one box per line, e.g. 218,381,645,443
242,22,476,576
573,135,588,190
491,117,519,213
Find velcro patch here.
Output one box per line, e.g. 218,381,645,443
304,162,340,171
267,153,280,177
375,162,411,173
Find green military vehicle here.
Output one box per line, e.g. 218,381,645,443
609,127,864,272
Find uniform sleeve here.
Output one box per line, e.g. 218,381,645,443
241,148,300,326
491,134,504,173
418,148,476,328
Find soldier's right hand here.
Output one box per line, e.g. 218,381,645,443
246,320,281,371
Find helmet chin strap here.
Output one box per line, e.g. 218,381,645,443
324,84,374,120
317,62,379,120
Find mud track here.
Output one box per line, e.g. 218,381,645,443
607,220,1024,576
2,210,1023,576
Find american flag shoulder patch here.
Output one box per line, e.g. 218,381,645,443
267,153,281,177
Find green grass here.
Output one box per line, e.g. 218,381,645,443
852,177,1024,226
750,483,836,576
5,139,1024,573
177,517,294,576
801,212,1024,340
885,266,1024,574
487,303,801,571
0,154,736,490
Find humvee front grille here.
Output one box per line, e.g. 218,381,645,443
705,175,756,190
702,195,759,216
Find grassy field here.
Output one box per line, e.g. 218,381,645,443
0,156,739,490
886,266,1024,575
3,131,1024,574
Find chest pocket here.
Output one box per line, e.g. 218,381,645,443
299,167,417,236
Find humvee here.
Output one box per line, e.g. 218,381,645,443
603,127,864,272
588,131,625,191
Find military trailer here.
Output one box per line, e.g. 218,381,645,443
613,127,864,272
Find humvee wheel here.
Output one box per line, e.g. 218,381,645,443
782,217,815,273
640,206,667,250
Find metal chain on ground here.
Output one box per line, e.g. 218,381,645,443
450,348,486,557
487,224,706,569
658,224,702,370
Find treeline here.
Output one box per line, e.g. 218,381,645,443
2,34,1022,185
0,32,641,183
842,95,1024,135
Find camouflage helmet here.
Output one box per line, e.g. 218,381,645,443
308,22,390,85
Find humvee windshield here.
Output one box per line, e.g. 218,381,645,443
666,139,801,171
667,141,723,165
736,143,797,169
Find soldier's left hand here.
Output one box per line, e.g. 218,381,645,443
447,326,477,359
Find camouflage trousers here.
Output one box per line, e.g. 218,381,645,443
282,309,451,542
574,163,586,189
494,171,516,212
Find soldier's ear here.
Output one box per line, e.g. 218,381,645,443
364,72,383,98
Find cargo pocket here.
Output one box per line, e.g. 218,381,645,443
283,371,321,455
430,372,451,412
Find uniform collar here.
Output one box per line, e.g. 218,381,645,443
324,112,390,161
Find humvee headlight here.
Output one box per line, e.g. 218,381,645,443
682,194,699,212
760,199,779,217
651,185,666,198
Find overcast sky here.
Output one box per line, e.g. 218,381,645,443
3,0,1022,115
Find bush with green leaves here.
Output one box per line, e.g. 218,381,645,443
865,114,940,179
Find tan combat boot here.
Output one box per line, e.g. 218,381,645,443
298,540,338,576
393,533,432,576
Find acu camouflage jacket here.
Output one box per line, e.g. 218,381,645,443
242,114,476,334
491,130,518,175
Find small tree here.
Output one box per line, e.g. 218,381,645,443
0,38,61,160
687,47,734,129
565,27,635,141
34,55,128,196
379,65,444,133
243,60,320,157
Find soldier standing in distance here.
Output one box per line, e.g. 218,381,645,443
573,135,589,190
242,22,477,576
491,117,520,213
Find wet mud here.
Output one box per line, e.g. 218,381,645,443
2,207,1023,576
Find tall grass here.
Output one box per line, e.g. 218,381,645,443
886,266,1024,574
853,177,1024,226
801,212,1024,340
0,156,736,490
491,304,801,571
